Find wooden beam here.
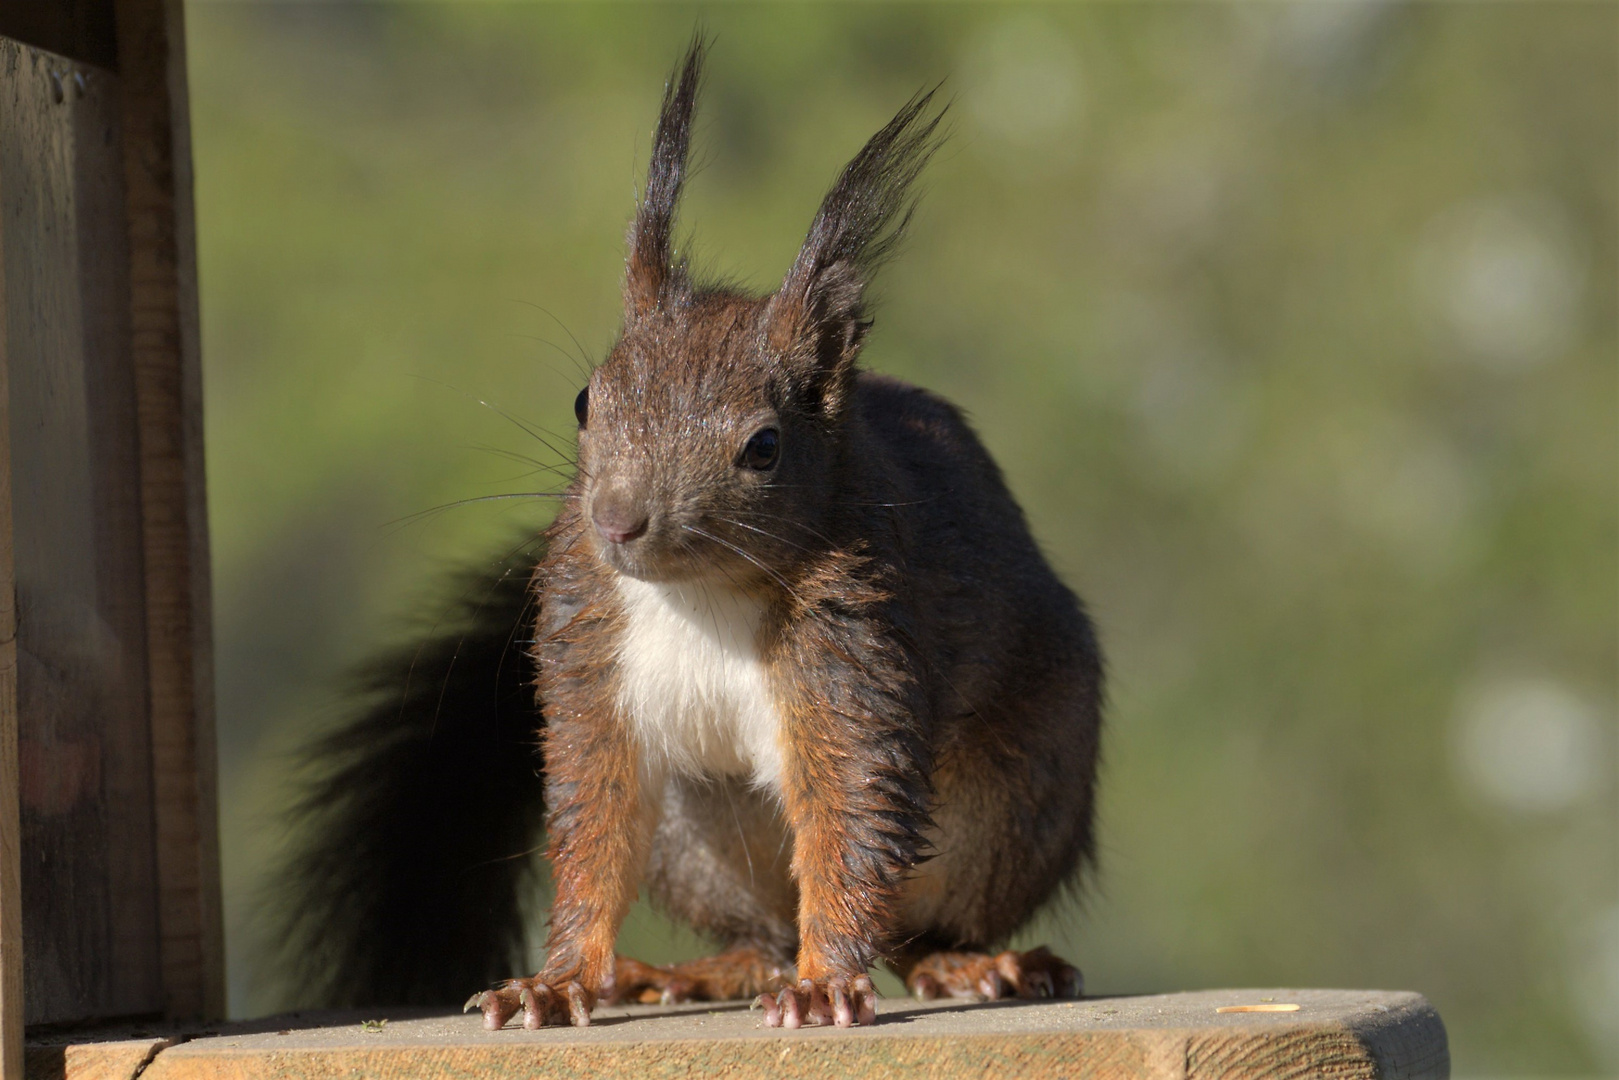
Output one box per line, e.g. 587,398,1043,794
112,0,223,1022
0,37,164,1028
0,0,212,1034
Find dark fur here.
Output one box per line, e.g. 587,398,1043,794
625,34,704,320
260,551,546,1007
269,39,1101,1021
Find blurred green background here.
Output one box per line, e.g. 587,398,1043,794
185,2,1615,1075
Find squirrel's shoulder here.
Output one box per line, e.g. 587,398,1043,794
854,371,965,425
854,372,977,443
851,371,999,475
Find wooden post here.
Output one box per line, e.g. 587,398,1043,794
114,0,223,1023
0,0,220,1050
0,38,163,1028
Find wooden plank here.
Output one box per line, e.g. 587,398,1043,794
24,1039,170,1080
103,990,1446,1080
0,40,164,1025
112,0,223,1022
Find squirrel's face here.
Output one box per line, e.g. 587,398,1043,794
574,293,837,589
569,40,939,590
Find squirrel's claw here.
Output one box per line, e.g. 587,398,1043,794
852,976,879,1025
754,991,780,1026
1008,946,1081,999
520,980,594,1028
519,985,549,1029
905,946,1082,1002
658,979,694,1006
566,982,594,1027
469,977,595,1029
466,988,522,1030
759,974,877,1029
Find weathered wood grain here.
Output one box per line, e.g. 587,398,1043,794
24,1040,169,1080
0,153,23,1080
31,990,1443,1080
0,38,164,1026
112,0,222,1022
0,0,218,1035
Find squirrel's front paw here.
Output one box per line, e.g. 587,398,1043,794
464,976,595,1029
756,975,877,1029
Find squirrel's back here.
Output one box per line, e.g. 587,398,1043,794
851,372,1100,731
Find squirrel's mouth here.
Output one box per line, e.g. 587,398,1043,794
591,521,692,585
593,519,782,593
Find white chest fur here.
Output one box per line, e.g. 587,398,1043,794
613,576,784,790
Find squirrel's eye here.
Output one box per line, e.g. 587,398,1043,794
574,386,589,428
742,428,779,471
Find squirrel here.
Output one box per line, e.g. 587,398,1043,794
261,38,1103,1031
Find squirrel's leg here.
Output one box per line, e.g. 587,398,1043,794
605,947,794,1004
603,776,796,1005
466,709,655,1030
757,616,929,1030
896,945,1082,1001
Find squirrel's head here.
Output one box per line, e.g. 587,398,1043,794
573,38,943,588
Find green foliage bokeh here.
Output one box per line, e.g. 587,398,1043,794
187,3,1616,1074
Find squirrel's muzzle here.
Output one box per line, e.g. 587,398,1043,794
592,484,650,546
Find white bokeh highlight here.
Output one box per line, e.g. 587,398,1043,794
1452,677,1605,813
1413,197,1586,372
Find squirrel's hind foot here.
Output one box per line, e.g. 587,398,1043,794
606,947,792,1005
905,946,1082,1002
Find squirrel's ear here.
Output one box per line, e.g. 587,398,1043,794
625,36,705,321
768,88,945,411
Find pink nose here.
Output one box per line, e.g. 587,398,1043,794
596,518,647,545
593,490,648,545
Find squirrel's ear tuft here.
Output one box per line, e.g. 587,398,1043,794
625,34,706,320
768,88,947,408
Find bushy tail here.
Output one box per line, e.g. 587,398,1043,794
259,542,549,1008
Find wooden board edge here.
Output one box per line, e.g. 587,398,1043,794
1350,994,1450,1080
23,993,1455,1080
112,0,224,1022
139,1030,1173,1080
134,1019,1449,1080
24,1039,172,1080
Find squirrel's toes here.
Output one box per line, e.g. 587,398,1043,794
905,946,1082,1002
465,976,594,1028
757,975,877,1029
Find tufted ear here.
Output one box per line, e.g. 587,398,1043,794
767,89,945,415
625,36,705,321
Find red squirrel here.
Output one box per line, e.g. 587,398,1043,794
264,39,1102,1030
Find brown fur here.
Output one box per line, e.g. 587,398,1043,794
607,948,791,1005
470,39,1101,1030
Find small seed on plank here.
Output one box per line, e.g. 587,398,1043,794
1216,1003,1301,1013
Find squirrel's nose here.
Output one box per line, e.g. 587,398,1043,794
592,487,649,546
